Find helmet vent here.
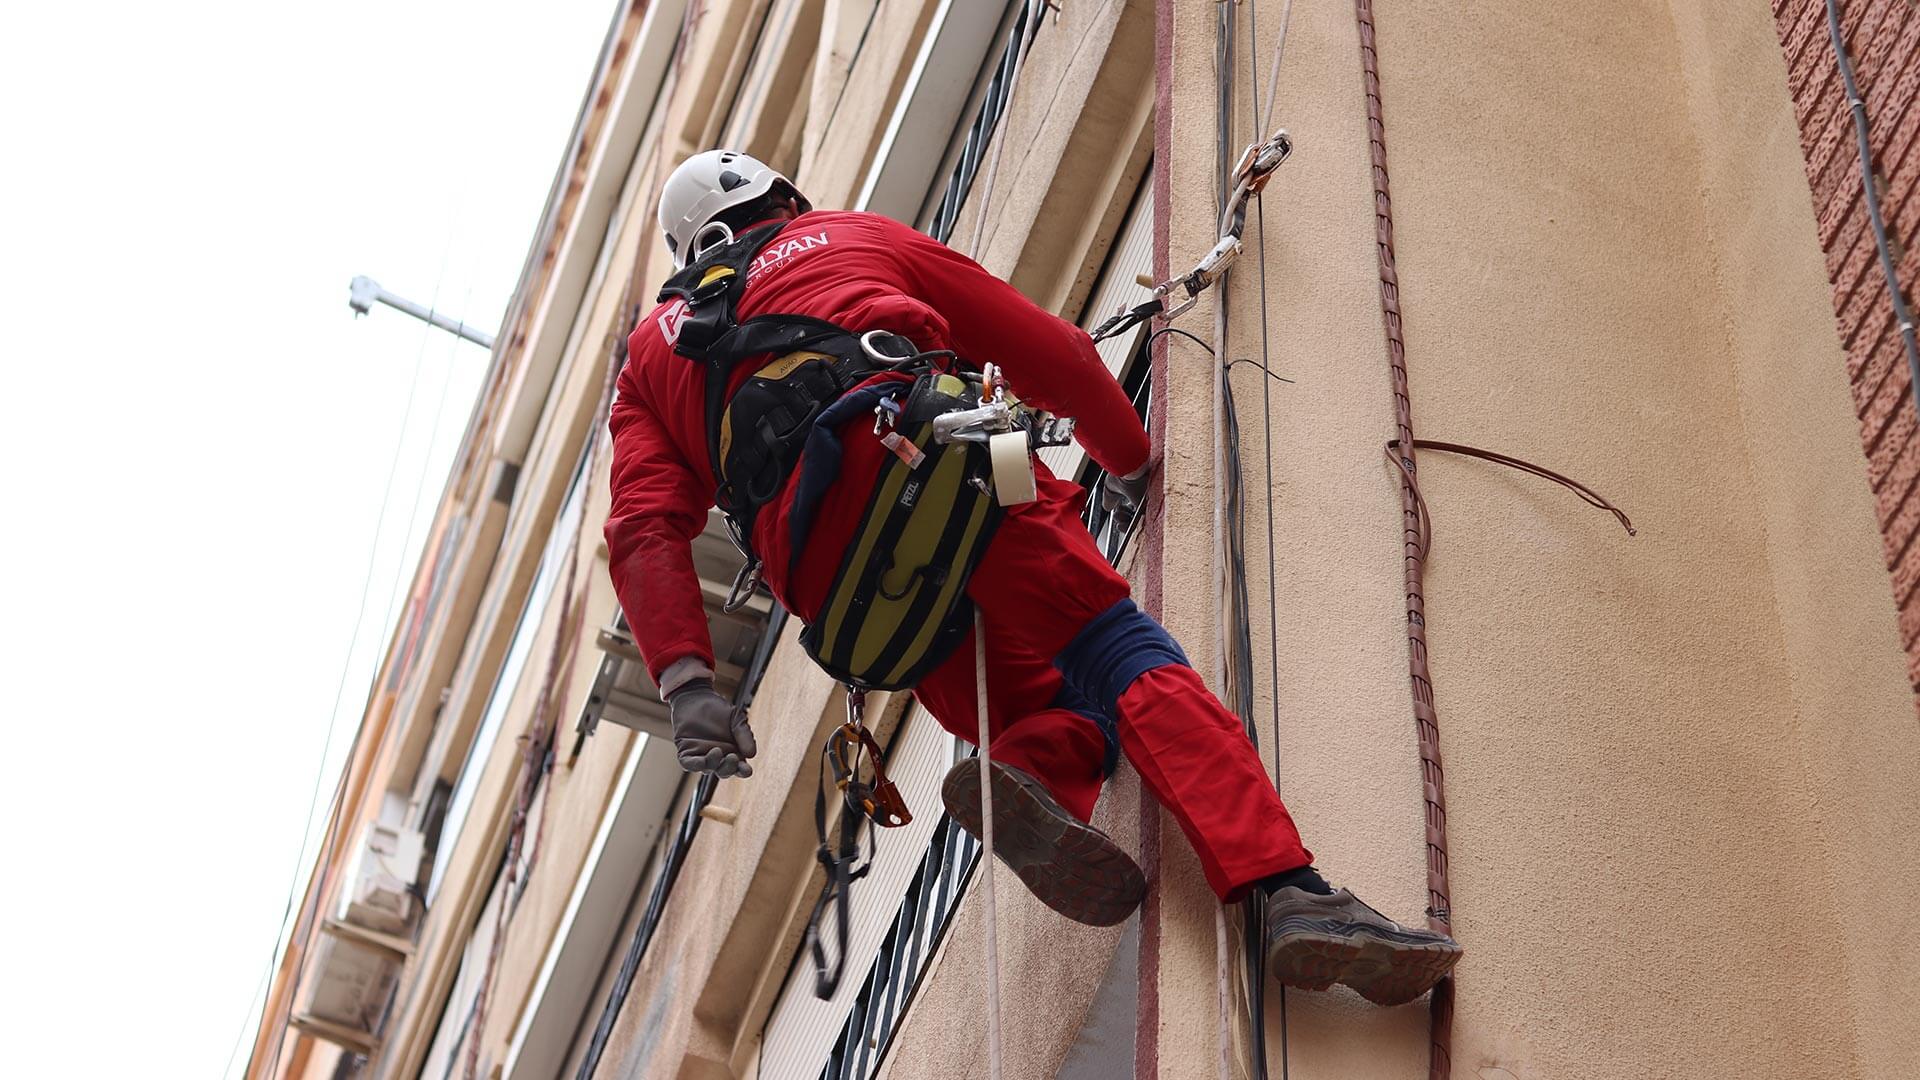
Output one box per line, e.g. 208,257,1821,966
718,169,748,192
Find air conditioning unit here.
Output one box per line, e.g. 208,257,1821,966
339,821,425,935
294,933,399,1053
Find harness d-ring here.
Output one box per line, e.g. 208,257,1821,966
859,329,919,366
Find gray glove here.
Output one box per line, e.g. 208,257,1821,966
667,679,757,778
1100,462,1152,514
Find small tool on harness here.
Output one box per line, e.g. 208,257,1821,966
925,361,1075,508
1089,129,1293,343
804,687,913,999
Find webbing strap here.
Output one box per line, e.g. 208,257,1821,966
806,745,868,1000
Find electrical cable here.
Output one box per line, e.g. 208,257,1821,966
374,278,480,655
1225,358,1294,386
1824,0,1920,424
219,963,272,1080
1248,0,1288,1067
1208,9,1242,1076
1350,4,1454,1075
1147,325,1218,356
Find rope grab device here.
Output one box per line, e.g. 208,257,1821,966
1089,128,1293,343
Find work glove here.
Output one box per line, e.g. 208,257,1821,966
667,679,757,778
1100,462,1153,515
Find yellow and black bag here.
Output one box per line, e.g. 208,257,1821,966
799,373,1002,690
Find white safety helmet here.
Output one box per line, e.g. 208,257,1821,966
657,149,810,268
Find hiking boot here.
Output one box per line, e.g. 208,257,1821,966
941,757,1145,927
1264,886,1462,1006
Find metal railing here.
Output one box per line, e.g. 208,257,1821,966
927,1,1043,245
815,814,981,1080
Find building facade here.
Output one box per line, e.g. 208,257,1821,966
248,2,1920,1078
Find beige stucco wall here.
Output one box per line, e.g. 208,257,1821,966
1160,1,1920,1078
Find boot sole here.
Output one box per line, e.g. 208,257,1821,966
942,757,1144,927
1266,915,1462,1006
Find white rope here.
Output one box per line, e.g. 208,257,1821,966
975,608,1003,1080
1215,904,1234,1080
962,9,1048,1078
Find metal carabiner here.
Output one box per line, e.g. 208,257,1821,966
723,559,762,613
829,688,911,827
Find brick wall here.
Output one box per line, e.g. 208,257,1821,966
1773,1,1920,686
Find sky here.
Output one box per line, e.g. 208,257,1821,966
0,2,617,1075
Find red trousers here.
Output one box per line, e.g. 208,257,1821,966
907,475,1313,902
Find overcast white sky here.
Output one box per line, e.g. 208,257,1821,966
0,2,616,1074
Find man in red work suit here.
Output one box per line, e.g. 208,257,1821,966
604,150,1461,1005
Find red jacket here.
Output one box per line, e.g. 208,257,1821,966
604,209,1149,684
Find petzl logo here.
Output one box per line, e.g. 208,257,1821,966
657,299,690,346
900,478,922,509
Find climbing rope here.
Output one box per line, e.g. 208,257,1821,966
958,6,1052,1077
974,611,1004,1080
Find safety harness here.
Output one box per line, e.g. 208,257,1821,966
658,222,893,560
658,222,1037,691
662,219,1078,1003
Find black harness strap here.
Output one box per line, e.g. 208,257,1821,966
660,228,901,558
